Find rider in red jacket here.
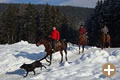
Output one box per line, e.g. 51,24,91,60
79,25,86,35
49,27,60,51
50,27,60,41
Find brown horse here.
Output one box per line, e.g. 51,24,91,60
78,33,87,54
100,32,111,49
36,37,68,66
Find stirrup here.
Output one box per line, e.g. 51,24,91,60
52,49,55,52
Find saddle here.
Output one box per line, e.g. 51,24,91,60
56,41,62,46
49,40,62,50
79,34,87,41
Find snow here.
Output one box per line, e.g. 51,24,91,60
0,41,120,80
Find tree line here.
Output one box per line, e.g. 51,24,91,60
0,3,85,44
0,1,120,47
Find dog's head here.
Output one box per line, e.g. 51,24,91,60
20,63,26,69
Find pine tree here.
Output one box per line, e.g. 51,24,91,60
60,15,69,40
50,6,62,27
39,4,63,38
24,3,39,43
39,4,52,37
0,4,18,44
16,4,26,42
85,0,103,46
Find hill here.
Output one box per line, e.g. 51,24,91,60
0,3,93,29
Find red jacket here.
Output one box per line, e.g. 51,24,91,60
79,27,86,35
50,29,60,40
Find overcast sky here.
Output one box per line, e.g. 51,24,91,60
0,0,98,8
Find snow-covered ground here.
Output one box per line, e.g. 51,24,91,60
0,41,120,80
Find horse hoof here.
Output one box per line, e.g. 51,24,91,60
60,61,63,63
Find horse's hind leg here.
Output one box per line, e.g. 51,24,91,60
48,53,52,66
60,51,63,63
108,41,111,48
108,36,111,48
79,45,80,54
101,44,104,49
64,49,68,61
100,43,103,49
82,45,84,53
45,58,50,63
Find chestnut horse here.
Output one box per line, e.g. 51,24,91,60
78,33,87,54
100,32,111,49
36,37,68,66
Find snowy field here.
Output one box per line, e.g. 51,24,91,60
0,41,120,80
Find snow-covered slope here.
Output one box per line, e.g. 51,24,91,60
0,41,120,80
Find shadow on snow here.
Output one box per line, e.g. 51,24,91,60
14,51,46,61
6,69,25,76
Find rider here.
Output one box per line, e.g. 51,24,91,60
79,25,86,35
49,26,60,52
101,24,109,41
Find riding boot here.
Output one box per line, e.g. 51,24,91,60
52,39,56,52
54,40,56,51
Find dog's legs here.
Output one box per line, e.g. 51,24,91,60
24,72,28,77
40,67,42,70
33,70,36,75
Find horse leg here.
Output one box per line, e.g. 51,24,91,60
101,43,104,49
108,37,111,48
45,58,50,63
101,39,105,49
79,45,80,54
44,54,51,63
100,42,103,49
60,51,63,63
48,53,52,66
108,41,111,48
64,49,68,61
82,45,84,53
103,40,105,49
108,35,111,48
